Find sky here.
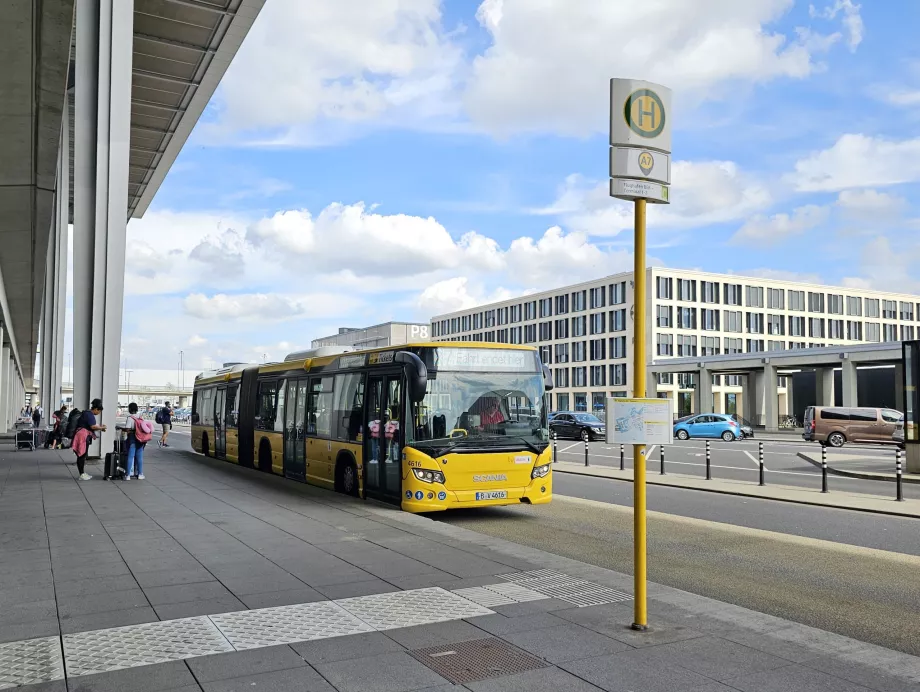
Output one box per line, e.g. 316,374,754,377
71,0,920,386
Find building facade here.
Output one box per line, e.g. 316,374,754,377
431,268,920,421
311,322,431,350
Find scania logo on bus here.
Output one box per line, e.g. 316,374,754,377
473,474,508,482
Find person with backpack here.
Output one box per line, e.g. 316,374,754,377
72,399,106,481
32,405,42,428
117,402,152,480
46,405,68,449
156,402,172,448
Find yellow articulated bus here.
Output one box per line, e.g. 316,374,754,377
191,343,554,512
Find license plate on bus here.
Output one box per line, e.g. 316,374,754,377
475,491,507,501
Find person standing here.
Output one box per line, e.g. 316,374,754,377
72,399,106,481
32,405,42,428
46,405,68,449
117,403,152,480
156,402,173,448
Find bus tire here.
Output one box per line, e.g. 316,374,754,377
202,433,210,457
336,454,359,497
258,439,273,472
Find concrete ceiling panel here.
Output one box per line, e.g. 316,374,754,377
0,116,33,185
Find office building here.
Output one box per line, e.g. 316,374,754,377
311,322,432,350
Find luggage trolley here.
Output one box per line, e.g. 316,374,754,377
15,421,35,451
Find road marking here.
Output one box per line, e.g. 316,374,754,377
559,443,581,453
742,450,764,470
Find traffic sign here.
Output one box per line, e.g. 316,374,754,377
610,147,671,184
610,178,670,204
610,79,672,154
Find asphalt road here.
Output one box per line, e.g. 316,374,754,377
554,437,920,500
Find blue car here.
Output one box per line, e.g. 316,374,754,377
673,414,742,442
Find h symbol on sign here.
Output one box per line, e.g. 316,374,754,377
638,99,656,127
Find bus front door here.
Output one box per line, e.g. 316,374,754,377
363,374,403,504
214,387,227,458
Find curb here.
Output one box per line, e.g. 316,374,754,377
553,465,920,519
796,452,920,485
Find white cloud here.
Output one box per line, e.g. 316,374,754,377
841,236,920,294
809,0,864,51
417,277,515,316
464,0,857,137
739,268,823,284
729,204,829,246
188,335,208,347
212,0,462,144
886,90,920,107
836,189,907,219
543,161,772,237
183,292,359,322
788,134,920,191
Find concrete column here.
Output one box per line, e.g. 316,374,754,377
647,370,659,398
841,360,858,408
0,326,4,432
713,389,724,414
753,371,766,427
742,373,756,424
694,369,713,414
815,367,835,407
51,100,69,412
763,364,778,432
0,347,10,432
894,364,905,413
74,0,135,456
907,445,920,475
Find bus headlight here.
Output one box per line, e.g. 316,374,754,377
531,464,551,479
412,468,446,484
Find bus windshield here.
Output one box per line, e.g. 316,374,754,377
407,370,548,455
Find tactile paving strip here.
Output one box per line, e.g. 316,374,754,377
452,583,549,608
498,570,632,607
410,637,548,684
337,587,493,630
0,636,65,690
210,600,374,650
63,617,234,677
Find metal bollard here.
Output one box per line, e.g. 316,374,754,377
821,445,828,493
660,445,665,475
620,444,625,471
552,430,557,464
705,440,712,480
584,436,590,467
896,449,904,502
758,441,765,486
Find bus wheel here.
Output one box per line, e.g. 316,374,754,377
202,433,210,457
338,458,359,497
258,439,272,472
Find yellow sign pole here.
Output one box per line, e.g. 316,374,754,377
631,198,648,631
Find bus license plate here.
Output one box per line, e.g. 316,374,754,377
476,491,507,501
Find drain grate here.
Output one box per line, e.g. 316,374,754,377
410,637,548,684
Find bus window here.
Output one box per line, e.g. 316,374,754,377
308,377,334,437
227,384,239,428
333,373,364,442
256,380,278,431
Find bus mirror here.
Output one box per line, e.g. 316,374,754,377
395,351,428,403
542,364,554,392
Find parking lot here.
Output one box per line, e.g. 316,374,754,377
552,435,919,500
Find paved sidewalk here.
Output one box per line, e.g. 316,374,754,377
554,461,920,518
1,447,919,691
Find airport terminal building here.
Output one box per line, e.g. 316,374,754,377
431,268,920,422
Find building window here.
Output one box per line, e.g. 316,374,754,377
678,279,697,302
725,338,743,354
842,297,859,317
701,336,720,356
789,341,807,350
574,392,588,412
590,312,606,335
573,368,587,388
555,294,569,315
789,315,806,337
789,290,806,312
724,310,743,333
497,328,508,343
828,319,844,340
746,312,764,334
556,392,569,411
539,298,552,318
524,324,537,343
538,322,552,341
883,324,898,342
865,322,880,342
524,301,536,321
808,292,825,313
768,340,785,351
746,339,765,352
657,277,673,300
610,363,627,386
497,307,508,326
701,309,720,331
828,294,844,315
485,310,495,327
809,317,825,338
881,300,897,319
451,317,460,333
572,290,586,312
554,343,569,363
590,287,606,309
745,286,764,308
658,373,674,385
509,326,522,344
590,339,606,361
656,305,672,327
724,283,743,306
555,319,569,340
767,288,785,310
590,366,606,387
609,336,627,359
610,281,627,305
657,334,674,356
484,330,495,342
767,314,784,336
677,307,697,330
901,302,915,321
573,315,587,337
461,315,469,332
701,281,720,304
510,305,521,323
677,335,697,357
901,325,915,341
554,368,569,388
846,321,862,341
573,341,587,362
610,309,627,332
539,345,551,364
865,299,880,318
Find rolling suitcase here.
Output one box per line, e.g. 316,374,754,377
103,437,126,480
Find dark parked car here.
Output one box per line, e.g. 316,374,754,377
550,412,606,441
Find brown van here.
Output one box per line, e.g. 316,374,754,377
802,406,903,448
